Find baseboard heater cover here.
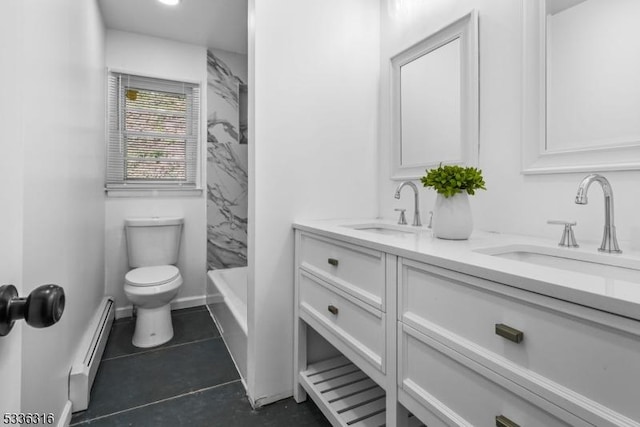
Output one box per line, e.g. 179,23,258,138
69,297,115,412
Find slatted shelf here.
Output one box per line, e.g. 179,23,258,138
299,356,425,427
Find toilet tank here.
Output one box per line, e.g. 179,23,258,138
125,217,184,268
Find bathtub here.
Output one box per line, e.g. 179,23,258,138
207,267,247,385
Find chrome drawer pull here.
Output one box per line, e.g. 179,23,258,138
328,305,339,315
496,415,520,427
327,258,339,266
495,323,524,343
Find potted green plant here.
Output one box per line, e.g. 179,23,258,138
420,164,486,240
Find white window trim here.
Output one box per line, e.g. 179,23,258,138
105,68,204,196
105,188,203,198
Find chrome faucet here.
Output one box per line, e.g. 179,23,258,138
394,181,422,226
575,174,622,253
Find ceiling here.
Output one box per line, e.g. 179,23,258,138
98,0,248,54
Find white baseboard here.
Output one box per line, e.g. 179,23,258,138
171,295,207,310
249,390,293,409
206,293,224,305
115,295,207,319
57,400,72,427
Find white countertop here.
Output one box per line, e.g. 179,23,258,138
293,218,640,322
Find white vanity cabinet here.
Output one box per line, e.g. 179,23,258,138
398,323,575,427
298,232,386,311
397,258,640,427
296,232,389,380
294,231,415,427
298,270,386,376
293,225,640,427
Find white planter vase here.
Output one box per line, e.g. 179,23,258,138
432,193,473,240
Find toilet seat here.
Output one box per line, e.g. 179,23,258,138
125,265,180,287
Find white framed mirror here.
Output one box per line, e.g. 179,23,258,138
523,0,640,174
390,10,479,180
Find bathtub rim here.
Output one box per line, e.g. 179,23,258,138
207,266,248,335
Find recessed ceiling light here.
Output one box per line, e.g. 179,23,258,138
158,0,181,6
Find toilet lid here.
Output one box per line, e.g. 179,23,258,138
125,265,180,287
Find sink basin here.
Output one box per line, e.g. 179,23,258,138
343,223,423,236
476,244,640,283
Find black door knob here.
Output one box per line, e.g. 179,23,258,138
0,284,65,337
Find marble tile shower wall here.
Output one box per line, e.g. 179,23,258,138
206,50,248,270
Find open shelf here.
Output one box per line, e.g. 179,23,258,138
299,356,424,427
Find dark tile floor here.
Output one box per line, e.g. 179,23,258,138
71,306,330,427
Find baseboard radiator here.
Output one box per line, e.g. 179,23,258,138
69,297,115,412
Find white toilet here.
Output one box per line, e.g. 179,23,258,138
124,217,184,348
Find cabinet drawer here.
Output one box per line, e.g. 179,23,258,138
399,323,578,427
400,260,640,423
299,233,385,310
299,271,385,373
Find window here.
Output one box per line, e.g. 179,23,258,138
106,72,200,190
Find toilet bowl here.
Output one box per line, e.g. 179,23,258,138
124,265,183,348
124,217,184,348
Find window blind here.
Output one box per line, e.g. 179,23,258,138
106,72,200,189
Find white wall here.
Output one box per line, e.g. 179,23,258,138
104,30,208,315
0,0,24,415
248,0,380,404
378,0,640,250
9,0,106,417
